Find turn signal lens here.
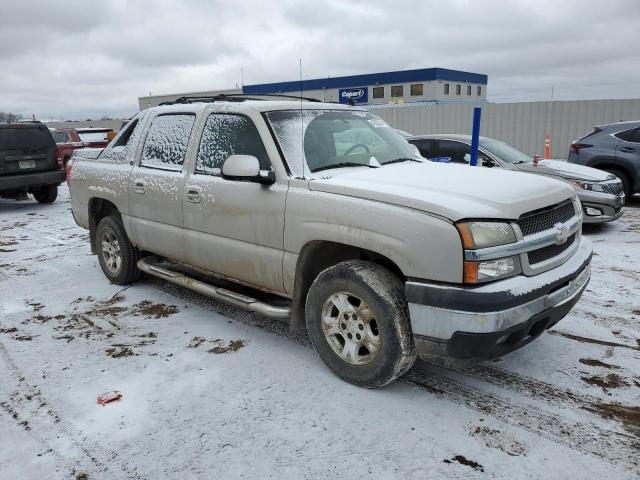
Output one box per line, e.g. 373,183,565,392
463,261,479,283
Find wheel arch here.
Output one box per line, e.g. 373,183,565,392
289,240,405,331
587,156,636,185
88,197,121,254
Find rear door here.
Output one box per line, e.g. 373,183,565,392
614,127,640,166
0,124,57,176
127,113,196,262
182,112,287,293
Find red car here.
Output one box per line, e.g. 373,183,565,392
53,128,114,167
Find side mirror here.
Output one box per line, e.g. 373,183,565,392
221,155,274,184
482,158,496,168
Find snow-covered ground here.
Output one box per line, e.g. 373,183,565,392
1,185,638,479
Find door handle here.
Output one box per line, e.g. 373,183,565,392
620,147,635,153
133,179,146,194
185,186,202,203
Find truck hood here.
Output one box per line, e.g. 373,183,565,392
308,162,575,222
514,159,614,182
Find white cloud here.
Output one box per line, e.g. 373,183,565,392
1,0,639,119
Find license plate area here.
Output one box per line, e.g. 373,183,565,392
18,160,36,169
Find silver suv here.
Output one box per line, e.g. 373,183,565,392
68,97,592,387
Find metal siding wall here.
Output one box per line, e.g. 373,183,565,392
369,99,640,159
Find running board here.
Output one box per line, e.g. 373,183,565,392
137,257,291,320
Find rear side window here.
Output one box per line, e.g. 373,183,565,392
141,114,195,170
414,139,435,158
437,140,470,163
78,130,110,143
0,126,54,150
196,114,270,176
615,127,640,143
53,131,70,143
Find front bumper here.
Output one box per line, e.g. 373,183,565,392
576,189,624,224
406,237,592,366
0,169,66,192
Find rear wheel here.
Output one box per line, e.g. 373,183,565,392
604,168,632,198
96,216,142,285
305,260,416,388
33,185,58,204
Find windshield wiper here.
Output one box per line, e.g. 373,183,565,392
312,162,379,173
382,157,424,165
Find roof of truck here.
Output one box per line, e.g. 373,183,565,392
148,100,359,115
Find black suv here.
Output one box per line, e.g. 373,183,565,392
568,120,640,198
0,122,66,203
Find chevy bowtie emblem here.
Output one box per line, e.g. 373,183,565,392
554,223,570,245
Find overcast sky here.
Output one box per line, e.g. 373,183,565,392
2,0,639,120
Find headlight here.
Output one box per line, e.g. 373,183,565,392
456,222,516,249
456,222,520,284
570,180,606,193
464,256,521,283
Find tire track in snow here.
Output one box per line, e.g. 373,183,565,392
145,276,639,471
0,340,141,479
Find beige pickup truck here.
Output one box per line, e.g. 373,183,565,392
68,97,592,387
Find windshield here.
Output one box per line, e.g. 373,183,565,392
266,110,421,176
78,130,111,143
479,139,532,164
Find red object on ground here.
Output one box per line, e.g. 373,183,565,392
533,154,540,165
97,391,122,406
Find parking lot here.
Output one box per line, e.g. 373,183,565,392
0,185,637,479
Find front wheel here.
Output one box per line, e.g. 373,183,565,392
96,216,142,285
305,260,416,388
33,185,57,204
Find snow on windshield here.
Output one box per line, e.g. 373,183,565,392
266,110,419,176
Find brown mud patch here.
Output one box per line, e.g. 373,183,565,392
208,339,245,354
105,346,136,358
579,358,620,369
443,455,484,472
470,426,526,457
584,403,640,438
581,373,629,391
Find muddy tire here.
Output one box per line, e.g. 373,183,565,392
305,260,416,388
33,185,58,204
96,216,142,285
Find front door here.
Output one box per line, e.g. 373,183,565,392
182,113,287,294
127,113,196,262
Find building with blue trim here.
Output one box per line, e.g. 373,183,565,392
138,67,487,110
243,68,487,105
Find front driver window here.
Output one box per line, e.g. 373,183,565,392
437,140,470,163
196,114,270,176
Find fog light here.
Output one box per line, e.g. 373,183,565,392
585,207,602,216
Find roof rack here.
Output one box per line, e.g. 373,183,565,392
159,93,326,106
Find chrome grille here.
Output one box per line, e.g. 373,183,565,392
527,233,576,265
517,200,575,237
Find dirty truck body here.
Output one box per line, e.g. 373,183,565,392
68,100,592,387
